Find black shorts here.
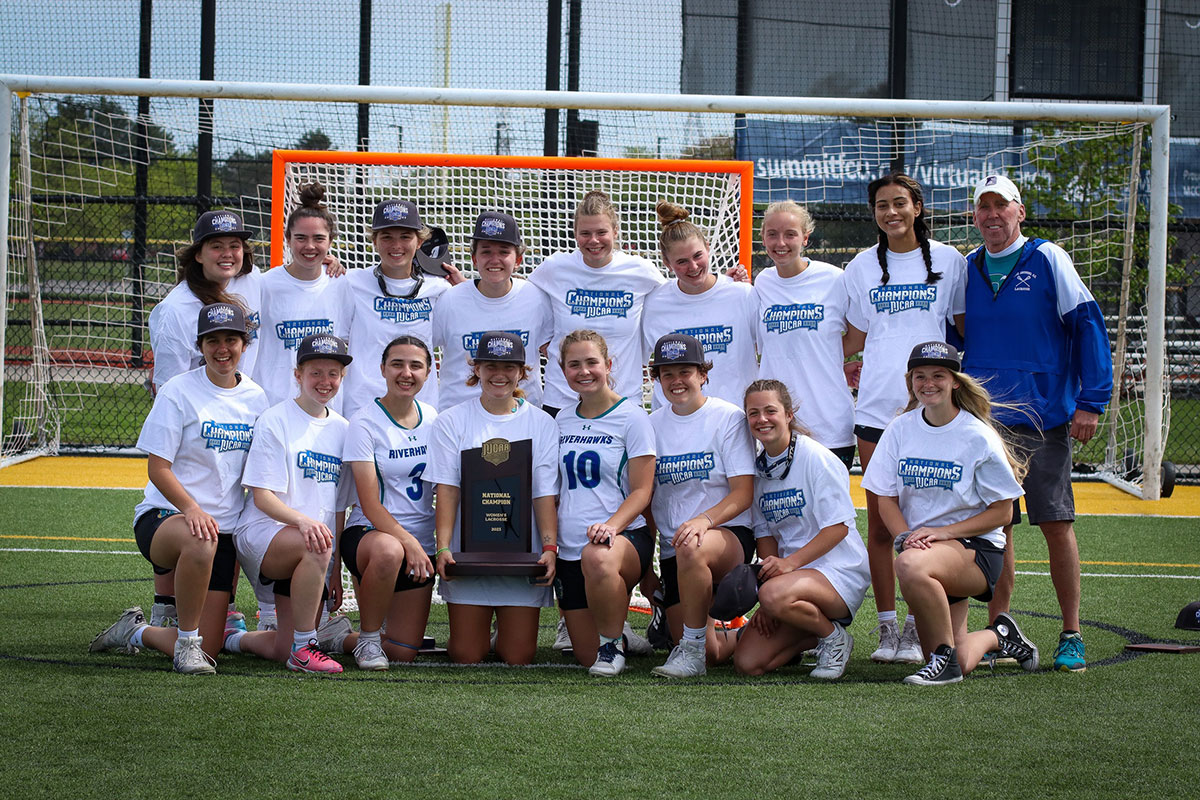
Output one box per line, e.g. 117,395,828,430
541,405,561,418
1000,423,1075,526
828,444,856,472
554,558,587,611
341,525,434,592
620,525,656,577
946,537,1005,605
134,509,237,592
657,525,755,609
854,425,885,444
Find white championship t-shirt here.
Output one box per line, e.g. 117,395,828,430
528,249,665,409
642,275,759,411
340,266,451,420
255,266,346,409
555,397,656,560
148,269,262,391
134,367,269,530
236,399,353,539
750,435,870,617
431,278,553,410
342,399,438,554
754,262,855,448
842,241,966,429
649,396,756,558
860,408,1023,549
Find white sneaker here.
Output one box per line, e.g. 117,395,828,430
894,619,924,664
652,641,706,678
89,607,147,654
150,602,177,628
809,622,853,680
870,619,900,663
589,640,626,677
173,635,216,675
316,615,353,654
257,611,277,632
622,621,653,656
353,637,389,671
552,617,573,651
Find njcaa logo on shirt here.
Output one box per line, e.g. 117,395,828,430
246,310,260,342
656,452,716,485
759,488,806,523
297,450,342,483
276,319,334,349
763,303,823,334
897,457,962,490
461,330,529,353
869,284,937,314
676,325,734,354
200,421,253,453
374,296,433,323
566,289,635,319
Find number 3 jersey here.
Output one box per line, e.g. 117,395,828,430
342,399,438,554
555,397,656,560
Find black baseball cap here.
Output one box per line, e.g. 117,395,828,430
470,211,522,247
907,340,961,372
709,563,761,620
414,225,452,277
192,210,252,244
649,333,706,369
1176,601,1200,631
196,302,248,336
296,334,353,366
371,199,423,231
473,331,526,364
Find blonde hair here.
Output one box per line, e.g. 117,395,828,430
904,368,1029,482
655,200,709,257
559,329,615,388
762,200,815,237
743,378,812,437
574,189,620,237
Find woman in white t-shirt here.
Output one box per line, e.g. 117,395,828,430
862,341,1037,686
641,202,758,411
428,331,560,665
841,173,967,665
432,211,552,409
255,183,347,410
752,201,856,465
340,199,462,419
554,330,656,676
90,303,267,674
334,335,439,670
528,190,665,415
731,379,869,681
646,333,757,679
225,334,355,674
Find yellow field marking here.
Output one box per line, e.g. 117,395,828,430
0,533,136,543
1016,558,1200,569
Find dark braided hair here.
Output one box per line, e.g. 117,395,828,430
867,173,940,286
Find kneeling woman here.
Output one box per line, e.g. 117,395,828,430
555,329,656,676
733,379,870,680
90,303,268,673
336,336,439,669
428,331,559,665
226,334,354,674
647,333,757,679
861,342,1038,686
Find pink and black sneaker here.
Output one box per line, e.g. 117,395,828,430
286,641,343,674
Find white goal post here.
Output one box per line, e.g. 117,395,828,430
0,75,1172,500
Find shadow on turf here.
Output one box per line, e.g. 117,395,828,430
5,577,1193,685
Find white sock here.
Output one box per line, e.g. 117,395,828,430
599,633,622,647
877,610,897,624
360,629,381,644
178,628,199,640
129,624,149,649
293,629,316,651
820,623,843,643
224,630,245,653
905,615,916,629
682,625,706,645
259,602,276,617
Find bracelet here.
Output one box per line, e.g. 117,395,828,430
893,531,911,554
435,547,451,557
542,544,558,554
701,512,715,528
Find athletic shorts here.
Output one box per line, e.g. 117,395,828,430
658,525,755,608
554,558,587,611
340,524,434,592
946,537,1005,605
234,522,331,603
1001,423,1075,526
134,509,237,592
828,444,856,472
854,425,885,445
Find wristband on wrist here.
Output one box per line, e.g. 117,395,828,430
701,512,715,528
435,546,451,557
542,544,558,554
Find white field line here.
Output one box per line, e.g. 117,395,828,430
1016,569,1200,580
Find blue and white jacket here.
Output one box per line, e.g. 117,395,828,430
962,236,1112,431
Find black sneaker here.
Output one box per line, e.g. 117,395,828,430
903,644,963,686
646,591,673,651
988,613,1040,671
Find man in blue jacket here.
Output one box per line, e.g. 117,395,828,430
964,174,1112,673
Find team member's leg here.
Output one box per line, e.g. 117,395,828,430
858,432,910,662
146,515,216,631
447,604,494,664
895,541,986,656
987,522,1016,621
757,569,854,679
732,618,815,677
380,583,435,664
948,600,998,675
494,606,541,666
579,536,644,673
